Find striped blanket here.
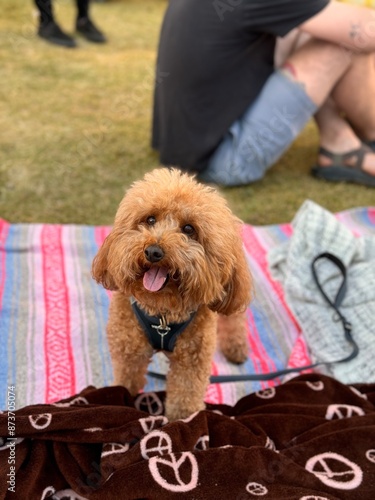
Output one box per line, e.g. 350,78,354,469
1,207,374,411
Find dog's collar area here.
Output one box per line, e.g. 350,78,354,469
130,298,196,352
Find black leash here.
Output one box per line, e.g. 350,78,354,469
148,252,359,384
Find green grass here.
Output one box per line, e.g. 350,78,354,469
1,0,374,226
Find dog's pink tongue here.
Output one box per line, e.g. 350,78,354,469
143,266,168,292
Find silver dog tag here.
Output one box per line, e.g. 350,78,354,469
151,316,171,350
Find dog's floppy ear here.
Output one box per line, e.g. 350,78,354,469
209,240,252,316
91,232,118,291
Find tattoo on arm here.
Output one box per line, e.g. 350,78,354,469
349,22,360,39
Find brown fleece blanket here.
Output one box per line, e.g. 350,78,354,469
1,374,375,500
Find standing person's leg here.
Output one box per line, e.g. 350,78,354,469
76,0,89,19
75,0,107,43
34,0,54,26
34,0,76,47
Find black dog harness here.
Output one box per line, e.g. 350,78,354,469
131,298,196,352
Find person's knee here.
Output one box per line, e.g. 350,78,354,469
283,38,353,106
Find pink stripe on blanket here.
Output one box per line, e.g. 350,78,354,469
242,223,305,383
368,208,375,225
42,226,75,402
242,225,301,334
205,363,223,404
94,226,111,247
286,335,312,372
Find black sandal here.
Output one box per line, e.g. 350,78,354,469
364,139,375,152
311,143,375,187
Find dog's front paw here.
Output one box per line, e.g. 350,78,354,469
165,402,205,422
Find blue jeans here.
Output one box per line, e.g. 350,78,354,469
198,70,318,187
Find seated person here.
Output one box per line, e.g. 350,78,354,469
152,0,375,187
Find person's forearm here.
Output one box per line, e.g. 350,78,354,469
301,0,375,53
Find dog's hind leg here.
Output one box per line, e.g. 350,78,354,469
217,312,248,364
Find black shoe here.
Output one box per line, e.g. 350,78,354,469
76,17,107,43
38,21,76,48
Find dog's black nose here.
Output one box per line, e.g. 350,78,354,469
145,245,164,263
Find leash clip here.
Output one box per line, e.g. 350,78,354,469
151,316,171,350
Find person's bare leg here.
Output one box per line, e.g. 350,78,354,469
283,39,375,176
315,98,361,151
314,98,375,175
282,38,353,107
278,31,375,142
275,30,311,68
331,52,375,143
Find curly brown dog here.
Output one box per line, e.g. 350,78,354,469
92,168,252,420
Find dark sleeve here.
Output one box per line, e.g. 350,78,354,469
242,0,330,37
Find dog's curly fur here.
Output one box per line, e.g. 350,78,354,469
92,168,252,420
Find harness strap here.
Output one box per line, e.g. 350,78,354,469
148,253,359,383
131,299,196,352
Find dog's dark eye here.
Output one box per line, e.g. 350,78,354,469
182,224,195,236
146,216,156,226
